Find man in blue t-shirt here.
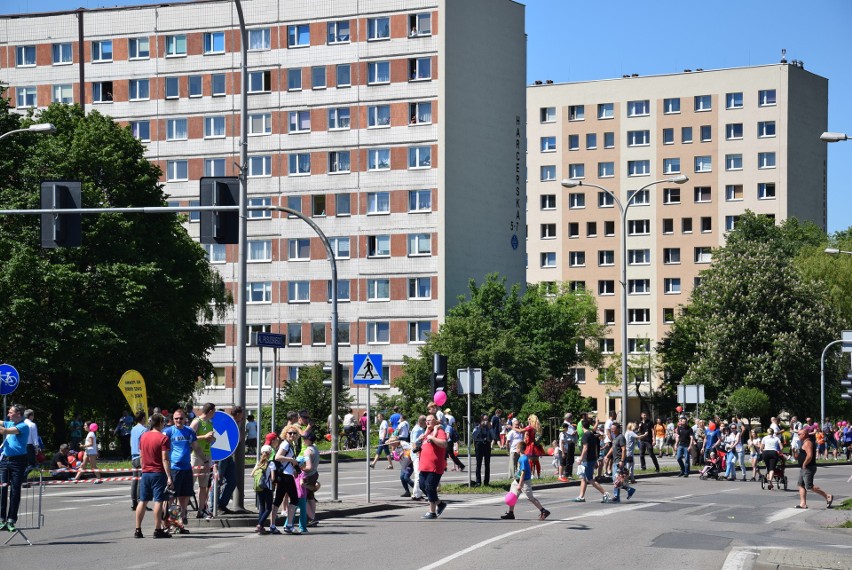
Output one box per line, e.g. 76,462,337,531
0,404,31,532
163,409,199,530
500,440,550,521
704,423,721,462
129,411,149,510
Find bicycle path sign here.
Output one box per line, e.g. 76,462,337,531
0,363,20,396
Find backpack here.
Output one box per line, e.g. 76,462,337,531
447,425,458,444
253,465,270,492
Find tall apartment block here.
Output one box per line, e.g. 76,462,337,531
1,0,526,412
526,64,827,416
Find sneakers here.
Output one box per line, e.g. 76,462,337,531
400,492,411,497
601,493,611,503
177,528,190,535
411,496,425,501
134,528,144,539
609,497,621,504
436,501,447,517
219,507,234,515
153,528,172,539
0,521,6,532
558,476,569,483
500,511,515,520
422,512,437,519
306,519,319,527
196,510,212,520
255,525,269,535
385,465,394,470
539,509,550,521
269,526,282,535
627,488,636,500
5,521,16,533
572,497,586,503
282,526,297,534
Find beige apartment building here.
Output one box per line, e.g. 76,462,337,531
526,63,828,417
1,0,527,413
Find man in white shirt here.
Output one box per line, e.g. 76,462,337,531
370,413,393,469
409,415,427,500
23,409,40,477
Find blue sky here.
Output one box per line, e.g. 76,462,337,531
3,0,851,233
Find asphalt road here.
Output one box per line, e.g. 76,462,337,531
3,455,851,569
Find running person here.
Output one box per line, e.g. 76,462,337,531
501,441,550,520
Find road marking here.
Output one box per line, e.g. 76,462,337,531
418,502,654,569
718,487,742,492
672,494,693,500
127,563,158,569
63,495,125,503
766,508,806,524
46,507,78,512
722,547,758,570
170,551,201,559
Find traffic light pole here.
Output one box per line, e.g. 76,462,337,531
821,339,844,424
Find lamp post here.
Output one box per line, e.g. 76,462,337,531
0,123,56,142
561,174,689,423
825,248,852,256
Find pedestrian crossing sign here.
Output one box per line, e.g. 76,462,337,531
353,353,383,385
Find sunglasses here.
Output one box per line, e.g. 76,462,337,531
287,432,299,436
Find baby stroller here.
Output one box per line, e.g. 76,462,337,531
699,450,725,480
760,453,788,490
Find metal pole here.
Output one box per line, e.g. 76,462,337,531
366,385,371,504
233,0,249,511
271,348,277,435
257,347,263,465
620,199,629,424
821,339,843,425
467,368,472,487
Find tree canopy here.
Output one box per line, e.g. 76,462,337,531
391,275,602,422
0,99,229,446
659,212,850,420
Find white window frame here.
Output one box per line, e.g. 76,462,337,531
568,251,586,267
248,113,272,136
52,42,73,65
329,237,351,259
249,155,272,177
408,233,432,256
568,193,585,209
758,121,776,138
328,151,351,174
17,86,37,109
367,322,390,345
568,164,585,179
694,156,712,173
289,110,312,133
541,136,557,152
726,92,743,109
247,240,272,262
165,77,179,99
663,98,680,114
598,162,614,178
541,252,556,268
726,123,743,140
540,107,556,123
694,95,712,112
368,149,391,171
166,118,188,141
409,189,431,212
627,160,650,177
628,219,650,236
131,121,150,142
92,81,113,104
165,35,187,57
288,281,311,303
758,183,776,200
694,247,712,263
91,40,112,63
628,249,651,265
726,185,743,201
628,279,651,295
328,107,351,130
627,130,650,147
408,146,431,169
758,152,776,169
367,279,390,301
204,116,226,139
16,45,36,67
663,158,680,174
598,250,614,266
409,57,431,81
204,243,227,264
662,128,674,145
597,103,614,119
725,154,743,171
336,64,351,88
288,238,311,261
664,278,682,294
52,84,73,104
627,100,650,117
410,13,432,36
249,28,271,51
288,24,310,47
541,195,556,210
212,74,227,96
204,158,226,177
663,248,681,264
327,21,350,44
367,17,390,40
248,71,271,93
409,321,432,344
367,62,390,85
758,89,777,106
367,192,390,215
288,153,311,176
367,235,391,258
248,197,272,219
203,31,225,55
368,105,391,128
628,309,651,324
568,105,585,121
408,277,431,300
166,160,188,181
598,280,615,296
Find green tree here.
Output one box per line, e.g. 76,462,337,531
266,364,354,436
727,387,771,420
659,213,843,417
0,101,230,447
393,275,604,421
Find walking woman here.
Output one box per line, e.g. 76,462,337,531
516,415,543,478
74,422,103,483
760,429,783,490
748,429,761,481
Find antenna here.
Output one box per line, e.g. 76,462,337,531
780,48,787,64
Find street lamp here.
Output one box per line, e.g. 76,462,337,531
561,174,689,423
824,247,852,256
0,123,56,142
820,132,849,143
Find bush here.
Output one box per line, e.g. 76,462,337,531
727,387,771,420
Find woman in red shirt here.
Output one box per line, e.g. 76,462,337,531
416,415,448,519
515,415,544,478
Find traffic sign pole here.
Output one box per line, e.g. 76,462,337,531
271,347,278,435
366,385,371,504
257,347,263,465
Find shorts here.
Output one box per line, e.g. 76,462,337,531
580,460,597,481
797,467,816,489
140,472,168,503
191,453,211,489
172,469,194,497
513,479,536,502
376,441,390,457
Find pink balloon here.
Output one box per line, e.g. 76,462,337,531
504,491,518,507
89,423,99,432
434,390,447,407
843,421,848,427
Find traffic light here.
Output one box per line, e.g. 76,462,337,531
323,363,344,392
431,353,447,394
199,177,239,244
40,181,82,248
841,372,852,401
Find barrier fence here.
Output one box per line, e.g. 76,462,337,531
2,473,43,546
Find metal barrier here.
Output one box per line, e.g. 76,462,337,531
3,473,43,546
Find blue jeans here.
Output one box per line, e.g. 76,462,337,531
0,455,28,523
400,466,414,493
725,450,738,478
217,457,237,509
256,489,272,527
675,446,691,475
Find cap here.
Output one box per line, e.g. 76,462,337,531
264,432,279,444
444,408,451,414
260,445,274,455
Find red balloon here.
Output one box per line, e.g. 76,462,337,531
324,433,332,441
709,422,717,431
547,447,554,456
676,406,683,413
